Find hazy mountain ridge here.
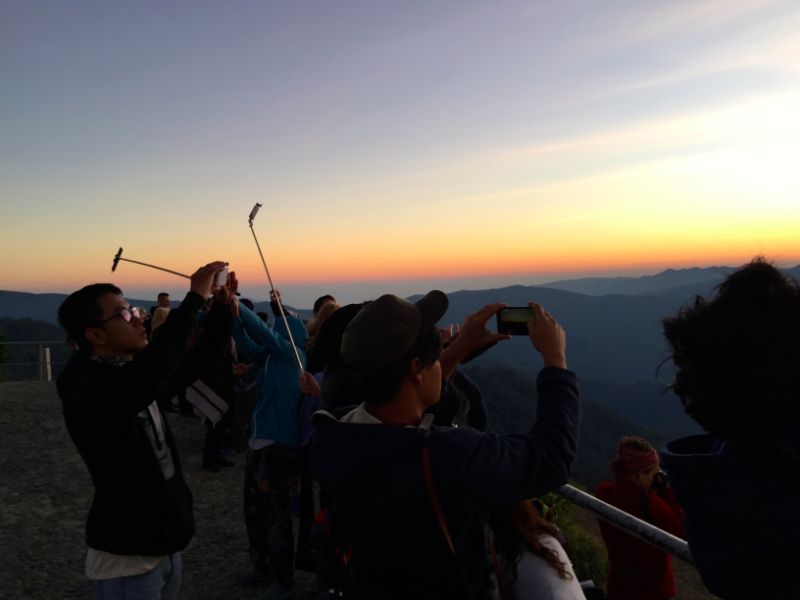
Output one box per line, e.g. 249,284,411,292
462,364,673,485
3,264,792,440
540,264,800,296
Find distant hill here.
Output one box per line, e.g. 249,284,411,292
540,264,800,297
0,290,309,326
462,364,676,486
0,317,71,381
431,284,683,384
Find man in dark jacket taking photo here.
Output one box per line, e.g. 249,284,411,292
311,291,580,599
56,261,235,599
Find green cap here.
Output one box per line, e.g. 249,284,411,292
340,290,448,370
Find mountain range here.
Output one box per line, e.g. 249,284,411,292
4,264,798,445
540,264,800,297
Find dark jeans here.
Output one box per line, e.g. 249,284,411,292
244,444,298,584
296,445,315,570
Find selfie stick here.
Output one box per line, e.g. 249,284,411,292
247,204,305,373
111,247,190,279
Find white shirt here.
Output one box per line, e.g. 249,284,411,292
510,534,585,600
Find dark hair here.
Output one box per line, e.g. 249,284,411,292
256,311,270,322
489,501,572,585
313,294,336,315
157,292,169,299
354,326,442,406
239,297,255,311
663,258,800,441
58,283,123,353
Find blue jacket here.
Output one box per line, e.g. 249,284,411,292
661,432,800,600
233,304,307,447
310,367,580,599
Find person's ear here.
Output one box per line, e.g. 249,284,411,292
84,327,108,348
409,357,425,384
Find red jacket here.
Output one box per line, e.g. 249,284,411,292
596,479,685,600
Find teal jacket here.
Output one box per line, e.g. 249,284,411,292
233,304,307,447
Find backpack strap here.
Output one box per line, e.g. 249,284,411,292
485,525,512,600
421,441,476,600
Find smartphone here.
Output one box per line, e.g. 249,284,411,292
214,266,229,287
496,306,534,335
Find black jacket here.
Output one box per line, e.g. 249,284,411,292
311,367,580,599
57,292,233,555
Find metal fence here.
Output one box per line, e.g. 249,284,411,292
0,340,68,381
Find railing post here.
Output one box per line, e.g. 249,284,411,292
38,343,44,381
44,346,52,382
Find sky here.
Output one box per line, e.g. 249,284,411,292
2,0,799,308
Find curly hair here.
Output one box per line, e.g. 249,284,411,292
662,258,800,442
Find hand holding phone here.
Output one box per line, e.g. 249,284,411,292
496,307,535,335
214,266,229,288
527,302,567,369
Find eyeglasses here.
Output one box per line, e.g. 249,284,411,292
99,307,135,325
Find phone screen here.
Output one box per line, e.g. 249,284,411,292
496,307,533,335
214,267,229,287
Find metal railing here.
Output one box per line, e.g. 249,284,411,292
556,484,693,564
0,340,68,382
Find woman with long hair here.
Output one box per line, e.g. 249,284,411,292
489,499,584,599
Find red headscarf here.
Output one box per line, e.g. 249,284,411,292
611,436,659,476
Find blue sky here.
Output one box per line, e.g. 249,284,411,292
2,1,799,307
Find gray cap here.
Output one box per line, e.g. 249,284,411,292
340,290,448,370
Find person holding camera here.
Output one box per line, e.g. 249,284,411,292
56,262,236,599
595,436,685,600
661,258,800,600
310,292,580,599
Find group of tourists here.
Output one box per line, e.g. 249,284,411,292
55,257,800,599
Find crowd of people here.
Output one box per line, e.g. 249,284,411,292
54,257,799,599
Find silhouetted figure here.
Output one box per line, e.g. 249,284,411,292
661,258,800,600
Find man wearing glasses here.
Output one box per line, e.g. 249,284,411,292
56,261,235,600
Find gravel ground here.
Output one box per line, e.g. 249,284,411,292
0,381,315,600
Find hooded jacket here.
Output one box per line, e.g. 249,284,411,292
232,304,307,446
310,367,580,599
56,292,233,555
661,432,800,600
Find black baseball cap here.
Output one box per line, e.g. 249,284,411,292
340,290,448,370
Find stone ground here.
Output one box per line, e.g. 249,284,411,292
1,380,718,599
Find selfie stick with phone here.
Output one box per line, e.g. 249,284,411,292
111,247,190,279
247,204,305,373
